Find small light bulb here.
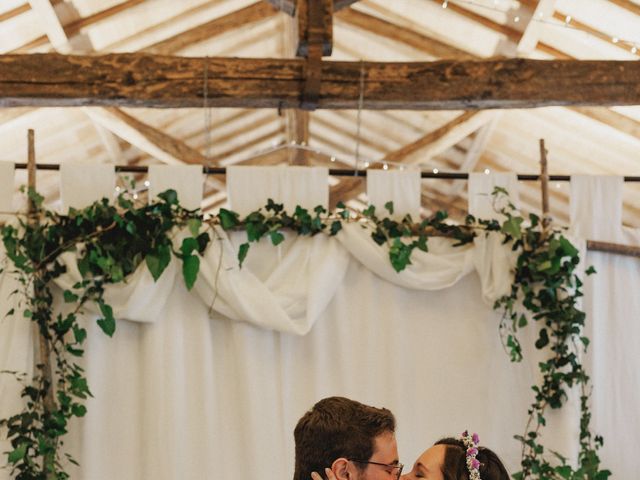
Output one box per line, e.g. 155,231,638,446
538,12,544,18
330,156,336,162
442,1,448,8
364,162,370,168
555,183,561,189
144,180,150,187
115,186,121,193
632,45,638,54
612,37,619,44
133,193,139,200
514,15,520,22
484,168,491,175
433,168,439,174
565,15,572,24
301,141,307,147
290,140,297,145
383,163,389,170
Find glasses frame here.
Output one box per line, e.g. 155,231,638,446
350,459,404,480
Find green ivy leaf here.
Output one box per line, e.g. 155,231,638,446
73,325,87,344
535,328,549,349
146,243,171,282
181,237,199,257
330,221,342,236
238,242,250,267
157,189,178,205
187,218,202,237
559,236,579,258
270,231,285,246
518,314,528,328
384,201,394,215
96,302,116,337
363,205,376,217
218,208,240,230
8,443,27,464
586,265,597,275
71,404,87,418
182,255,200,291
501,216,524,240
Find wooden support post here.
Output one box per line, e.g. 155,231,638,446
27,130,57,478
539,138,551,230
297,0,331,110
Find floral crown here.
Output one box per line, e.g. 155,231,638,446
459,430,481,480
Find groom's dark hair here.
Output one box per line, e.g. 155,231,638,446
293,396,395,480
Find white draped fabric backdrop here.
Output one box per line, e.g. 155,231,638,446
0,166,637,479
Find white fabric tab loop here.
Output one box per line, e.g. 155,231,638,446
148,165,203,210
0,162,15,216
60,163,116,211
468,172,520,220
227,166,328,216
367,169,421,220
570,175,623,242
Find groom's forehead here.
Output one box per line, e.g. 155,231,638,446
372,431,398,459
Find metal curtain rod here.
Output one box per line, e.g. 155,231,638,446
11,163,640,182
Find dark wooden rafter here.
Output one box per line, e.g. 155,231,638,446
3,54,640,109
295,0,333,57
265,0,358,15
296,0,332,111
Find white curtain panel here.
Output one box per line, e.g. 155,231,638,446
0,170,632,479
570,175,623,242
468,172,520,220
0,162,14,216
571,175,639,478
60,163,116,211
226,166,328,215
366,169,421,219
148,165,204,210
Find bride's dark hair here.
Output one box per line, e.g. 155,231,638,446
434,438,509,480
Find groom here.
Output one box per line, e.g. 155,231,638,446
293,396,402,480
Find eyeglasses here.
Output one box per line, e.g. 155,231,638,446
350,459,404,480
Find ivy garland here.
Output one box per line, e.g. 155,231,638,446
0,188,610,479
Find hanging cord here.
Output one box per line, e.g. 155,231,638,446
203,56,212,165
354,60,365,176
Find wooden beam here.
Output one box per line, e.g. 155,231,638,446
142,2,279,55
329,111,495,204
433,0,569,59
27,0,70,52
607,0,640,16
383,111,496,164
83,107,214,168
449,114,501,197
285,109,310,164
3,54,640,109
517,0,557,55
11,0,146,53
336,7,473,60
295,0,333,57
572,107,640,139
266,0,357,14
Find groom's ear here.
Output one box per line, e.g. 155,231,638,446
331,458,351,480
